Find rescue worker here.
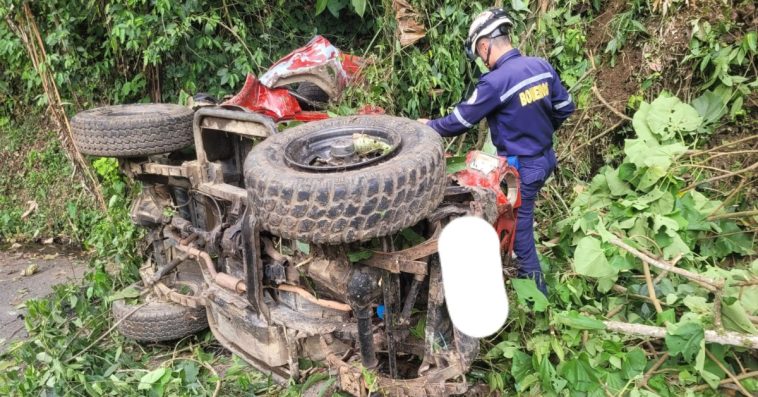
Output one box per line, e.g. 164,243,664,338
418,8,575,294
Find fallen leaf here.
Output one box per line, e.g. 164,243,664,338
10,243,21,250
42,237,54,245
43,253,59,260
20,200,38,220
392,0,426,46
21,264,39,277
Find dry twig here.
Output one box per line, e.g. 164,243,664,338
641,260,664,315
705,349,752,397
708,178,750,216
68,303,147,362
681,161,758,192
591,85,633,121
707,209,758,221
653,254,682,284
640,352,669,388
608,236,723,291
691,371,758,392
686,135,758,156
559,119,625,162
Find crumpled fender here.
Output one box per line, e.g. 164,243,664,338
223,35,364,122
454,151,521,253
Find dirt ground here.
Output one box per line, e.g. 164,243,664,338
0,243,87,351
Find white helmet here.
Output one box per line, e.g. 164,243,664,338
465,8,514,61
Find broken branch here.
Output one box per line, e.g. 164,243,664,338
691,371,758,392
686,135,758,156
608,235,723,291
603,321,758,349
707,209,758,221
642,260,664,315
591,85,632,121
640,352,669,388
681,161,758,192
705,349,752,397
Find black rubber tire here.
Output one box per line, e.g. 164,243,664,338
296,82,330,103
244,115,446,244
71,103,194,157
112,280,208,343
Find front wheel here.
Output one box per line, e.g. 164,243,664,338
243,115,446,244
112,279,207,343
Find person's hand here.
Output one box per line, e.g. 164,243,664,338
417,118,430,125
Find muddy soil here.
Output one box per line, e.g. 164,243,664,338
0,243,87,351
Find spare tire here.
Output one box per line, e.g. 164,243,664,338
244,115,445,244
112,280,207,343
71,103,194,157
296,82,330,109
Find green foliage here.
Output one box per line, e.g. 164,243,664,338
684,18,757,120
0,116,101,242
604,7,647,60
316,0,367,18
0,0,377,116
665,321,704,361
511,278,549,312
476,92,756,395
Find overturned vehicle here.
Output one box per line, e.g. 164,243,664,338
72,37,520,396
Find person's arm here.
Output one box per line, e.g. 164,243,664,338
427,80,501,137
547,65,575,130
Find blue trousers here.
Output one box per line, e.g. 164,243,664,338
514,149,556,295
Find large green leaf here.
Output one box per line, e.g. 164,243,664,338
511,350,533,384
645,95,703,141
555,311,606,330
662,233,691,259
573,236,614,278
699,220,755,258
315,0,329,15
138,367,167,390
721,298,758,334
560,354,598,392
692,90,726,125
445,155,467,174
665,321,704,362
631,101,659,145
624,139,687,190
351,0,366,17
621,348,647,379
512,278,549,312
604,167,632,197
624,140,688,169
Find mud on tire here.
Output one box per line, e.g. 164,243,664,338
71,103,194,157
243,115,446,244
112,280,207,343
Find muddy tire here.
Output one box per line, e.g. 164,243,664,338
112,280,207,343
297,82,330,103
71,103,194,157
244,115,445,244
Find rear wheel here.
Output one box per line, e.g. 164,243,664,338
72,103,194,157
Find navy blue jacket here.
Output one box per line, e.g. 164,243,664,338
428,49,575,157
